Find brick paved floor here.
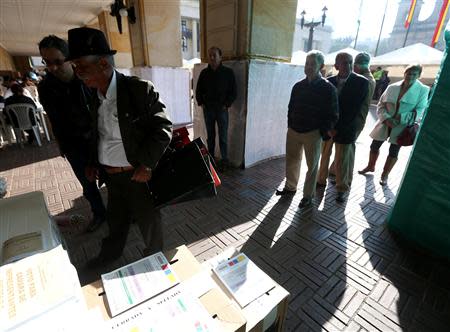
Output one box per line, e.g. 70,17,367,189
1,109,449,331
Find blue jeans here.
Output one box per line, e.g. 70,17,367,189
203,105,229,161
65,150,106,219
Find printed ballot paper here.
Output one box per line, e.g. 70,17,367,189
108,284,217,332
213,253,275,308
0,245,87,332
101,252,180,317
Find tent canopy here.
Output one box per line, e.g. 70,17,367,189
372,43,444,66
290,50,307,65
324,47,363,65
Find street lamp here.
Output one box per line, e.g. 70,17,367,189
300,6,328,52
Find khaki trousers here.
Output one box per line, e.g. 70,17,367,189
318,140,356,188
334,143,354,193
285,128,321,198
317,140,334,184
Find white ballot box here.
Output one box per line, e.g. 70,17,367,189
203,248,290,332
0,191,62,265
83,245,247,332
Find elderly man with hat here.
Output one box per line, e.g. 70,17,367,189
67,27,173,266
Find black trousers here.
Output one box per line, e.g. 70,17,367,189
102,170,163,257
203,104,229,161
370,139,401,158
65,150,106,219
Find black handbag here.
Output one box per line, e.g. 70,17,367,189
148,138,217,208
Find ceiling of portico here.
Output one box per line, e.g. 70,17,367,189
0,0,112,56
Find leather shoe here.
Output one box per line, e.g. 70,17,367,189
275,189,296,196
336,192,345,203
298,197,312,208
86,216,106,233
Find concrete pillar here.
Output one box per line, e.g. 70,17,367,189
128,0,182,67
200,0,297,61
125,0,189,125
194,0,299,167
98,11,133,69
192,20,199,58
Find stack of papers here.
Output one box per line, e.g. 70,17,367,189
213,253,276,307
108,284,217,332
0,245,88,332
101,252,180,317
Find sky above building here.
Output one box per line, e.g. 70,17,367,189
296,0,440,40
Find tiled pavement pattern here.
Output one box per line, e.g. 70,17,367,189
1,112,450,331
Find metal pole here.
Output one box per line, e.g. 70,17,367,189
403,17,413,47
307,24,314,51
354,20,361,49
354,0,364,49
375,0,389,56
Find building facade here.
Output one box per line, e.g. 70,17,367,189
389,0,450,51
180,1,200,60
292,18,333,54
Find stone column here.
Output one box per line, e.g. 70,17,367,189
126,0,190,125
128,0,182,67
192,19,198,58
194,0,299,167
97,11,133,69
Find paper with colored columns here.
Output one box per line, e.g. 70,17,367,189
102,252,180,317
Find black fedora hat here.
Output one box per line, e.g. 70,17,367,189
66,27,116,61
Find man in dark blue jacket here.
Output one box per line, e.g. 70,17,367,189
319,52,368,202
196,47,236,170
276,51,338,209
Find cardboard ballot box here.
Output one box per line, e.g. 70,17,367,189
203,249,290,332
0,191,62,265
82,245,246,332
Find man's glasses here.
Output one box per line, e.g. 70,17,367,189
41,59,66,67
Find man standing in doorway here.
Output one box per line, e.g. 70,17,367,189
38,35,107,232
196,47,237,170
67,27,172,265
276,50,338,209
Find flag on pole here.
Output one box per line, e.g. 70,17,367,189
431,0,450,47
404,0,417,28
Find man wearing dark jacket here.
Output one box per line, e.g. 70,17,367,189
68,27,172,265
276,51,338,209
196,47,236,169
319,52,368,202
38,35,106,231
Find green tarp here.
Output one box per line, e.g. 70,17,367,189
387,30,450,258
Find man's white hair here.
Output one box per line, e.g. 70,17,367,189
306,50,325,66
